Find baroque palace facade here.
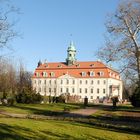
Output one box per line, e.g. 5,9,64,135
32,42,122,102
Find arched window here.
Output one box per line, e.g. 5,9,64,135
82,72,86,77
90,71,94,77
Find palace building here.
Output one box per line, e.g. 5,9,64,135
32,42,122,102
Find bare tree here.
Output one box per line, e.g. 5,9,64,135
17,61,32,93
0,58,17,99
97,0,140,85
0,0,19,50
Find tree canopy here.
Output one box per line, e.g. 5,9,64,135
97,0,140,85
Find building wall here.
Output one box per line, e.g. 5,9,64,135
32,74,122,102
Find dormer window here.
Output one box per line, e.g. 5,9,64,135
90,71,95,77
99,71,104,76
58,64,62,68
36,72,40,77
82,72,86,77
76,64,80,67
50,72,55,77
43,72,48,77
90,64,94,67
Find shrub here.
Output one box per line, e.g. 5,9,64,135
1,98,7,105
16,89,43,104
130,86,140,107
56,94,66,103
7,97,15,106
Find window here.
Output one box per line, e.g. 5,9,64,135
38,80,41,84
49,80,51,84
85,80,88,84
91,80,94,84
91,88,93,93
39,88,41,92
44,80,46,84
50,72,55,77
44,88,46,92
76,64,80,67
36,72,40,77
99,71,104,76
61,88,63,93
90,64,94,67
54,80,56,84
73,80,75,84
61,80,63,84
58,64,62,68
79,88,82,93
103,80,106,85
90,71,94,77
82,72,86,77
43,72,48,77
91,96,93,99
97,80,100,85
34,80,36,84
103,89,106,94
80,80,82,84
54,88,56,93
49,88,51,93
85,88,87,93
66,79,69,84
97,88,99,94
72,88,75,93
66,88,69,93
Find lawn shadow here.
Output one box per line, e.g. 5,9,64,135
12,104,66,116
71,119,140,136
0,122,50,140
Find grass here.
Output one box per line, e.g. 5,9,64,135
0,118,140,140
90,104,140,133
0,103,140,139
0,103,83,116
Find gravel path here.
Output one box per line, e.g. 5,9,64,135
0,107,98,119
63,107,98,117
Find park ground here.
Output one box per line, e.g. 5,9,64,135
0,103,140,140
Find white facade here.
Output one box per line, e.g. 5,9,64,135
32,74,122,102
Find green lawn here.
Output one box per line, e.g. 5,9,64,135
0,103,83,115
0,103,140,139
0,118,140,140
90,104,140,134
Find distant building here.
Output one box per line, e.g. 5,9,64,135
32,42,122,102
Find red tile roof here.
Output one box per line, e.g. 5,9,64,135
32,61,120,79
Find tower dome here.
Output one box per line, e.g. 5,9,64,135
68,41,76,52
66,41,77,65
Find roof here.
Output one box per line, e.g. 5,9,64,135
32,61,121,80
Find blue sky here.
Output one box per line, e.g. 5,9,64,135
5,0,119,71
